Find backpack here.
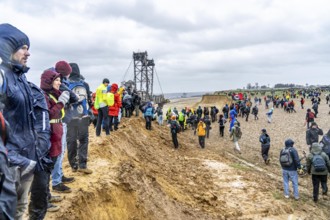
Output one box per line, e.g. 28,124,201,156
68,80,89,115
322,136,330,155
308,112,315,120
280,148,293,167
312,153,327,172
235,126,242,138
144,107,153,116
171,121,180,134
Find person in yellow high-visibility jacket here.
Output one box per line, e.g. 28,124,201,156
94,78,110,136
197,119,206,148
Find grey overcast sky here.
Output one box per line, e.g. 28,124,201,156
1,0,330,93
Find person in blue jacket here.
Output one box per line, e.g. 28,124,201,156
144,102,154,130
0,23,37,219
229,107,237,131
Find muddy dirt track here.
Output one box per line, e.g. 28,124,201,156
45,95,330,220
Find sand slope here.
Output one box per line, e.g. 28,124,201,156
45,95,330,220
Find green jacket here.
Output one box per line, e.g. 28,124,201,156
306,143,330,175
94,83,108,109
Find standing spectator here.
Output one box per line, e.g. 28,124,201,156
230,121,242,154
94,78,110,136
197,119,206,148
218,114,226,137
122,91,133,117
306,122,323,149
108,83,121,131
53,61,77,193
169,115,180,149
259,129,271,164
132,90,141,117
0,23,37,219
178,109,185,132
144,102,154,130
156,106,163,126
306,143,330,203
266,107,274,123
279,139,301,200
67,63,93,174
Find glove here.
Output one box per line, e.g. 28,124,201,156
58,91,70,105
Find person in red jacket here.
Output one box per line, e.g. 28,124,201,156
108,83,122,131
40,69,72,195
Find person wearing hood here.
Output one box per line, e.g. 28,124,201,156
306,122,323,150
197,119,206,148
306,143,330,203
230,121,241,154
143,102,154,130
266,107,274,123
320,129,330,158
40,69,72,212
53,61,77,190
279,139,301,200
0,23,37,219
108,83,122,131
94,78,110,136
259,129,271,164
122,91,133,117
66,63,92,174
229,107,237,131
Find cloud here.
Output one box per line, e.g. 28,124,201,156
1,0,330,93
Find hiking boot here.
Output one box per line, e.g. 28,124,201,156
294,197,299,201
47,203,60,212
265,159,270,165
78,168,93,174
284,195,290,199
49,195,63,203
52,183,72,193
71,167,78,172
62,176,75,184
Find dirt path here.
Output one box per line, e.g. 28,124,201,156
45,95,330,220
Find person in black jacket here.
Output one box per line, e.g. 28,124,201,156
259,129,270,164
169,115,180,148
306,122,323,149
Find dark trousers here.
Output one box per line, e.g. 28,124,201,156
261,145,270,162
179,121,184,132
206,126,210,138
109,115,118,131
198,136,205,148
145,116,152,130
219,126,224,137
245,113,249,121
253,114,258,120
96,106,109,136
28,170,49,220
67,117,89,169
172,133,179,148
312,174,328,201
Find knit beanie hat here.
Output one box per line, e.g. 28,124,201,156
55,61,72,77
40,68,61,91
